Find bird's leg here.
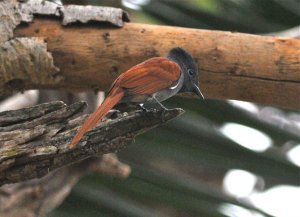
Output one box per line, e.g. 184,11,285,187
139,98,167,121
152,97,169,122
143,97,166,111
152,97,169,111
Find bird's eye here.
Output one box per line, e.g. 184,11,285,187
188,69,194,76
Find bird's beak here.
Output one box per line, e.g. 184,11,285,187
192,83,204,99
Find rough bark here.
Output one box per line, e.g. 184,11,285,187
0,37,62,96
0,0,128,43
19,0,129,26
0,101,183,186
0,0,22,43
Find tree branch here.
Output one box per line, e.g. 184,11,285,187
0,101,184,186
1,0,299,108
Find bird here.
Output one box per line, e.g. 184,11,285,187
69,47,204,149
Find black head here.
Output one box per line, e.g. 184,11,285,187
167,47,204,99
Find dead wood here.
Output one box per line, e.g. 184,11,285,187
0,101,183,186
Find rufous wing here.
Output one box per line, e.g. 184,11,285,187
112,57,181,95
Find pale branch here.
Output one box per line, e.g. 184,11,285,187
0,101,184,186
0,154,130,217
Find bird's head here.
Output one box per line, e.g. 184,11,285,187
167,47,204,99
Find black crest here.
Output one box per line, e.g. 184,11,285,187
167,47,197,72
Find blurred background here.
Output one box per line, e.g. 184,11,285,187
2,0,299,217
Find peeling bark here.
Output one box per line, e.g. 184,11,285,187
0,37,61,97
0,101,183,186
62,5,129,26
0,0,22,43
19,0,61,20
18,0,129,26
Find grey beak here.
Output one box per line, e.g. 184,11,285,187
192,83,204,99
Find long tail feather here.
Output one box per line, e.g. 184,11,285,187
69,87,124,149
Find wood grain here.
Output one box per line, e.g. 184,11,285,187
13,20,300,109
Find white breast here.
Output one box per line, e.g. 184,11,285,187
170,78,181,90
153,72,184,102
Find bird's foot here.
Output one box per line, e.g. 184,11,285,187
138,102,169,122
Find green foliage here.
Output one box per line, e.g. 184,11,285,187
140,0,299,33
